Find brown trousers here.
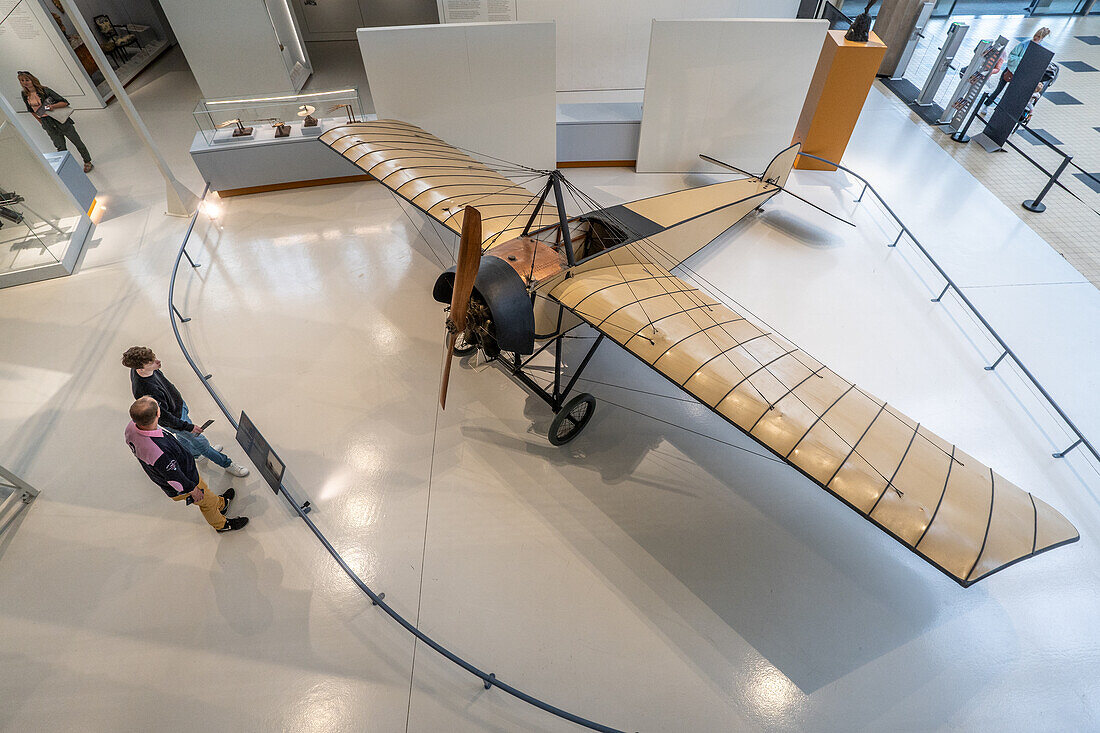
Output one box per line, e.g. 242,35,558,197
171,477,226,530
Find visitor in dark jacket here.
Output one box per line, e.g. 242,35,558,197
122,346,250,477
125,396,248,532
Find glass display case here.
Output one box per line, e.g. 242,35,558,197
0,108,91,288
192,88,365,146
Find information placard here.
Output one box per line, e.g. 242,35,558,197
437,0,517,23
235,411,287,493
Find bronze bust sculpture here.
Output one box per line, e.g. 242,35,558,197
845,1,875,43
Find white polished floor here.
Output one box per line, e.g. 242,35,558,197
1,50,1099,732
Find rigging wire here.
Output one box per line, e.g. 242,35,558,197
554,172,949,483
523,371,787,465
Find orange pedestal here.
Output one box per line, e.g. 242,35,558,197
793,31,887,171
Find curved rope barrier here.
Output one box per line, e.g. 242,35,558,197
796,152,1098,467
167,186,627,733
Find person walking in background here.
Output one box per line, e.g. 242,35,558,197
126,397,248,533
984,28,1051,108
122,346,250,477
17,71,94,173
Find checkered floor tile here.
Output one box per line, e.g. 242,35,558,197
880,15,1100,288
1062,61,1099,72
1074,171,1100,193
1045,91,1084,104
1020,127,1065,146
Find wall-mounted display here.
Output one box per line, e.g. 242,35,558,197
192,88,363,146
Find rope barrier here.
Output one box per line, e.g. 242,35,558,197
167,184,628,733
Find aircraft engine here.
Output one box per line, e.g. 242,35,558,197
433,256,535,357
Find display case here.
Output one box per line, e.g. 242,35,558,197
0,96,94,289
192,87,364,146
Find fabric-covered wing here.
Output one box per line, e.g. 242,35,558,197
549,257,1078,587
320,120,558,249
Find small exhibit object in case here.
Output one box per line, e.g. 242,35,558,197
297,104,318,127
215,118,254,140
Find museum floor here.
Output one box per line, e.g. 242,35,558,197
1,47,1099,732
883,13,1100,287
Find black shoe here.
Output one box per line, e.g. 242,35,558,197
219,488,235,516
217,516,248,532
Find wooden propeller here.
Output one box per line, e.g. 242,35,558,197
439,206,482,409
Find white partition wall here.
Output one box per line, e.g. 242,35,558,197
512,0,800,94
159,0,311,99
357,22,556,171
636,18,827,173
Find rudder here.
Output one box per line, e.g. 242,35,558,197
759,143,801,193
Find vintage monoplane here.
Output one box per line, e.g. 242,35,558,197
320,120,1078,588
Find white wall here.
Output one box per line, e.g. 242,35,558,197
158,0,309,98
357,21,556,171
291,0,438,41
514,0,800,93
636,18,827,173
0,0,104,110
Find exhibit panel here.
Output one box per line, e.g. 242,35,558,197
511,0,801,94
0,93,93,287
0,0,104,110
356,21,556,172
636,18,828,173
158,0,311,99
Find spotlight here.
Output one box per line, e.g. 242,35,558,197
198,200,222,219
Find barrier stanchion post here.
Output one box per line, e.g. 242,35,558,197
951,92,987,143
1023,154,1072,213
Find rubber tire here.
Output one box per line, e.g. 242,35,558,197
548,393,596,446
453,334,476,357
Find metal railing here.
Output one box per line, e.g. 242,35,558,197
168,186,626,733
798,151,1098,465
0,463,39,537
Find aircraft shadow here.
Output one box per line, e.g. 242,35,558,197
460,339,1006,702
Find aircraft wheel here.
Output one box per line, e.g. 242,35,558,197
548,393,596,446
453,333,477,357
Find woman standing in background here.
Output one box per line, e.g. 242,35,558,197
17,71,94,173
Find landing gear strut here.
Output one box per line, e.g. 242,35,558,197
503,325,606,445
548,393,596,445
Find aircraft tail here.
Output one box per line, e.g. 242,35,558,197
759,142,801,192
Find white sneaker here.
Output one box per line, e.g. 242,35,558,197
211,444,224,453
225,463,250,477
